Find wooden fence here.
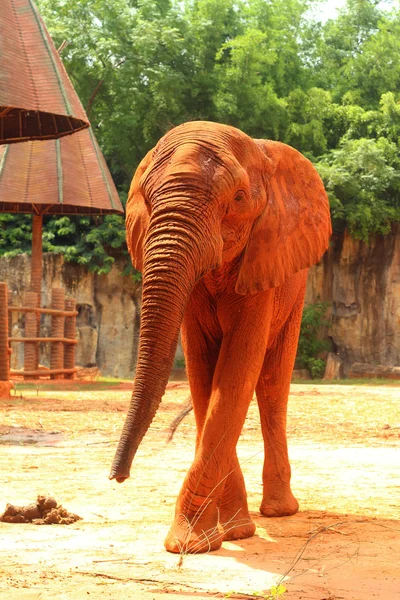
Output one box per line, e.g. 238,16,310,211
0,282,78,381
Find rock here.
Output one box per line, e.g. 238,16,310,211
0,253,143,378
306,227,400,374
323,353,344,380
75,366,101,381
349,363,400,379
375,365,400,379
94,264,142,378
292,369,311,380
10,323,24,369
349,363,378,378
76,325,98,366
169,368,187,381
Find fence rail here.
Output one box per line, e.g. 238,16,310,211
9,368,77,377
9,337,78,344
8,306,78,317
0,283,78,383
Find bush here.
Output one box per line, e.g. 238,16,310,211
0,213,143,279
296,303,331,379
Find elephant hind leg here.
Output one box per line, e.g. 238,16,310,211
256,281,306,518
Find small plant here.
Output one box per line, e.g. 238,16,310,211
225,584,286,599
296,303,331,379
269,585,287,599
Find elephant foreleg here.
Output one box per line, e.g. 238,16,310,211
256,282,306,518
165,285,223,553
166,288,273,553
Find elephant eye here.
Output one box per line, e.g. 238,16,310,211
234,191,246,202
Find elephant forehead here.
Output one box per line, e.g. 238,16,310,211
159,120,247,148
166,143,218,175
145,141,243,198
155,121,257,169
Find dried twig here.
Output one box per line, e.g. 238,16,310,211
57,40,68,54
167,395,193,442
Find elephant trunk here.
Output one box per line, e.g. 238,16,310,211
109,208,221,482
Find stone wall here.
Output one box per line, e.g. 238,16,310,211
305,226,400,373
0,254,143,378
1,226,399,377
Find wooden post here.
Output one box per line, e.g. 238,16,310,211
0,283,9,381
0,283,12,398
31,214,43,369
24,291,38,380
31,214,43,300
50,288,65,379
64,298,76,380
7,289,13,370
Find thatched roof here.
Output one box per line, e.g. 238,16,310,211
0,0,89,144
0,128,123,215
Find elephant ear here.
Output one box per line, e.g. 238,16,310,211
235,140,331,295
125,150,154,273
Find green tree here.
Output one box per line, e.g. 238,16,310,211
43,214,128,274
317,136,400,240
0,214,32,257
2,0,398,273
306,0,400,107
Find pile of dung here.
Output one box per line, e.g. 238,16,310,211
0,495,81,525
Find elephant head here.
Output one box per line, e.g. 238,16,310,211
110,121,331,482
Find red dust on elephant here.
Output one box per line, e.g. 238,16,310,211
110,121,332,553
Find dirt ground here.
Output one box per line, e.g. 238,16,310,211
0,381,399,600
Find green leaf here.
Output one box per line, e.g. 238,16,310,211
0,0,397,273
270,584,287,597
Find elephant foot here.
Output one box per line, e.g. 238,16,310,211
164,517,222,554
260,485,299,518
221,518,256,541
219,503,256,541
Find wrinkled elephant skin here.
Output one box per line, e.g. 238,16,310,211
110,121,332,553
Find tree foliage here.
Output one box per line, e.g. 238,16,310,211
296,303,331,379
2,0,400,271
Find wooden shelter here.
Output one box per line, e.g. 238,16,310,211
0,0,89,143
0,1,123,392
0,127,124,296
0,128,124,386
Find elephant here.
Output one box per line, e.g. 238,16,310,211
110,121,331,554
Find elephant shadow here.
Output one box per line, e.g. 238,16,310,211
163,508,399,598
